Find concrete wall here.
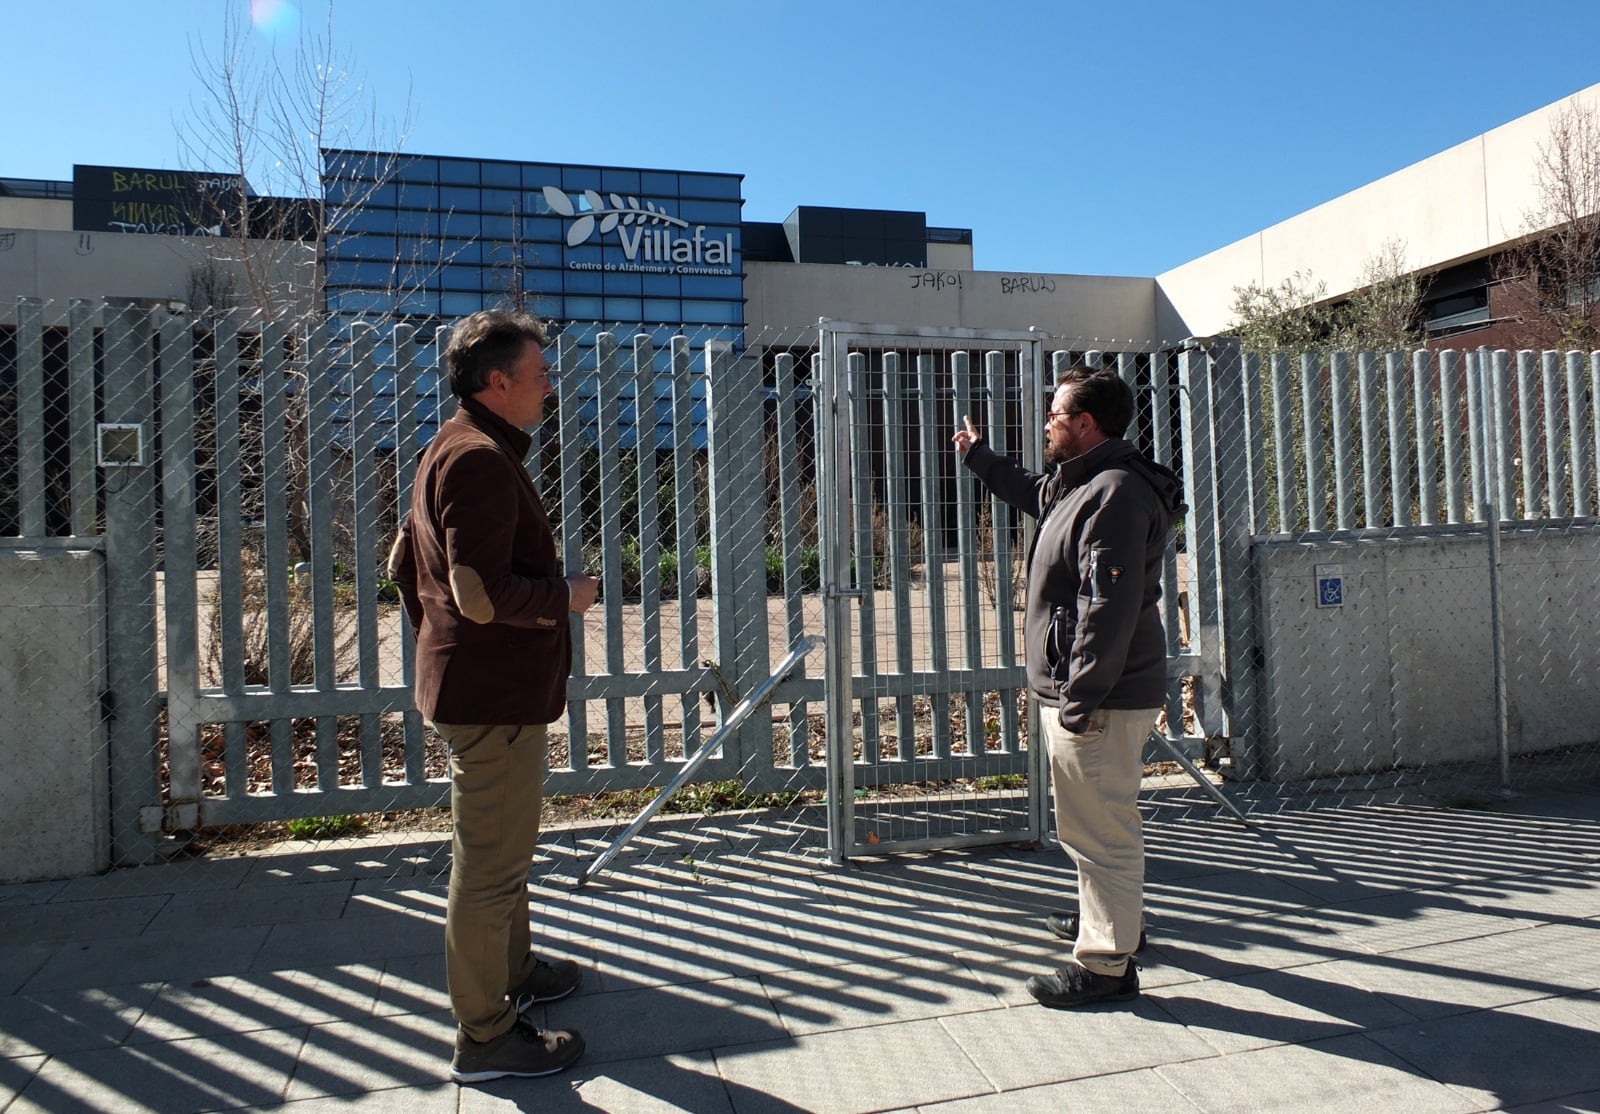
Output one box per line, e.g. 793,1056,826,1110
1156,82,1600,340
0,227,317,322
0,197,72,232
0,547,110,882
745,261,1161,345
1255,527,1600,781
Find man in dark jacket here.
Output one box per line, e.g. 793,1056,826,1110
388,309,599,1081
954,367,1184,1008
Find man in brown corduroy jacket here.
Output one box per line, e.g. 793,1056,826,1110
389,309,599,1084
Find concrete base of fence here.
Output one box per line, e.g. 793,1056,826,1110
0,547,109,882
1255,526,1600,781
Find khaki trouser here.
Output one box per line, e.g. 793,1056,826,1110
434,721,547,1042
1040,705,1159,976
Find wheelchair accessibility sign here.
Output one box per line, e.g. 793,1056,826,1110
1315,564,1344,609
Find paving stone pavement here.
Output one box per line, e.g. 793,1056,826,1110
3,781,1599,1113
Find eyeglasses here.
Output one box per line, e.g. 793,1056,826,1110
1046,408,1084,422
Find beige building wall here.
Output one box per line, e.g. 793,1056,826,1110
745,261,1160,347
0,197,72,232
1156,82,1600,341
0,227,317,323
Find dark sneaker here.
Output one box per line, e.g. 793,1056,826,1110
450,1018,585,1083
1046,912,1147,953
511,956,582,1010
1025,961,1140,1009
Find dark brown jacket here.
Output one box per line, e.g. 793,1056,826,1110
388,398,571,724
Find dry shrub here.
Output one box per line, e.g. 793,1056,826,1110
202,546,360,687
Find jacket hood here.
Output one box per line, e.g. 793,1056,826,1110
1118,446,1188,518
1057,439,1187,518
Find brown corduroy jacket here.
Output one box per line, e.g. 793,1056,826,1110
388,397,572,725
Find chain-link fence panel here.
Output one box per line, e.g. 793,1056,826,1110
1216,344,1600,811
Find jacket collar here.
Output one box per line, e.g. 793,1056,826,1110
1052,437,1132,490
455,396,534,460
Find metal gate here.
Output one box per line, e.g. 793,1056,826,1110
816,323,1223,859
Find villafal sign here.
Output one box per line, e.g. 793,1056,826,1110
542,187,734,275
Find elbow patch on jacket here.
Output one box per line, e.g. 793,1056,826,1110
385,529,409,581
449,566,495,624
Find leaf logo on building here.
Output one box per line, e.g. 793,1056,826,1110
542,186,688,248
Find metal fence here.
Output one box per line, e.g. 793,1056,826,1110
1217,346,1600,805
6,296,1597,881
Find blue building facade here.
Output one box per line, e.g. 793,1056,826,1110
323,150,744,364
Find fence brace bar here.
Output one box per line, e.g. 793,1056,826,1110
572,635,823,887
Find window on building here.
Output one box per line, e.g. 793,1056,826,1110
1424,288,1490,335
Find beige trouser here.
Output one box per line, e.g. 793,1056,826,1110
434,721,547,1042
1040,705,1159,976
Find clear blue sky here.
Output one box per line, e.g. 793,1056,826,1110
6,0,1599,276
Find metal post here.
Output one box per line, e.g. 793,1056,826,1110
103,305,162,862
819,323,856,863
1481,351,1511,795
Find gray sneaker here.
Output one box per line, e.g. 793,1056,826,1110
511,956,582,1010
449,1018,585,1084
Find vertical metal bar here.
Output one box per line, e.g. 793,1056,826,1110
259,321,294,797
159,311,201,819
15,299,46,537
306,317,339,791
1592,352,1600,511
772,352,807,765
1413,350,1439,526
1270,353,1295,532
67,300,98,537
1567,351,1592,517
557,331,589,768
1209,342,1258,766
1301,352,1326,533
1516,350,1540,519
951,351,984,754
1113,351,1133,386
670,337,701,759
985,349,1017,754
102,304,161,862
882,352,916,761
1331,351,1354,529
1387,352,1412,527
1179,349,1223,739
820,323,856,862
1242,350,1268,535
594,332,627,768
1151,351,1184,738
349,324,383,788
1477,350,1510,793
1358,352,1382,528
706,337,771,777
916,352,951,760
393,322,425,783
1493,350,1513,523
730,344,774,771
1465,350,1486,518
633,334,665,767
846,351,881,764
1439,351,1465,524
1022,336,1045,842
214,316,247,802
1542,351,1566,517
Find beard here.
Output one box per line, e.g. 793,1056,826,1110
1045,436,1072,467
